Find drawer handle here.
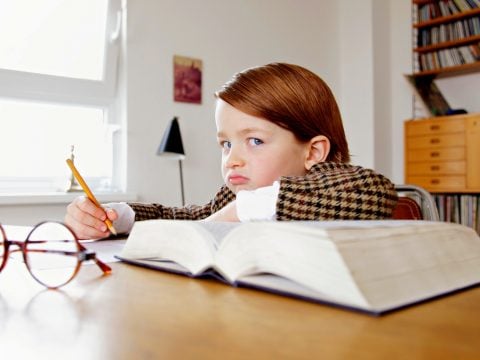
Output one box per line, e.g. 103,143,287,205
430,125,440,131
430,151,440,158
430,138,440,144
430,179,440,185
431,165,440,171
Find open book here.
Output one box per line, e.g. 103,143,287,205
117,220,480,315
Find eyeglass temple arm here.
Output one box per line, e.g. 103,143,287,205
26,245,113,275
93,257,112,274
78,243,112,275
22,237,113,275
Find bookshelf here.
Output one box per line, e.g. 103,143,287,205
412,0,480,78
407,0,480,233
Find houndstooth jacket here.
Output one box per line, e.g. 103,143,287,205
129,162,398,222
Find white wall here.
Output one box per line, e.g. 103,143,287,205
125,0,341,206
390,0,414,183
436,73,480,113
338,0,375,169
372,0,392,177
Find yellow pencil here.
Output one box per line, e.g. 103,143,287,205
66,159,117,236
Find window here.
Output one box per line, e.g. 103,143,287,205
0,0,122,193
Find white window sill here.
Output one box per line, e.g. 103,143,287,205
0,192,137,206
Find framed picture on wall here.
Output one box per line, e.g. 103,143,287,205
173,55,202,104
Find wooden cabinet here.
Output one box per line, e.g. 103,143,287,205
412,0,480,78
409,2,480,232
405,113,480,193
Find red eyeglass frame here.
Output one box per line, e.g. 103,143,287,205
0,221,112,289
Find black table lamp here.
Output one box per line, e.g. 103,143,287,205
157,117,186,206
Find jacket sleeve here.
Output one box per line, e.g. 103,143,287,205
276,163,398,221
128,185,236,221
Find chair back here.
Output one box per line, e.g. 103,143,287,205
392,184,440,221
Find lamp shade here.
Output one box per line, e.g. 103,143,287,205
157,117,185,158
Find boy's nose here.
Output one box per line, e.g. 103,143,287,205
225,147,245,168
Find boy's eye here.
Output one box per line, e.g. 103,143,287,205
249,138,263,146
220,141,231,149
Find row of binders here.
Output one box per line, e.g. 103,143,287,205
416,0,480,23
417,43,480,70
434,194,480,234
417,17,480,47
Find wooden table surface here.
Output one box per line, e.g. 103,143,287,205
1,256,480,360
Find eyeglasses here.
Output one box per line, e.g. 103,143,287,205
0,221,111,289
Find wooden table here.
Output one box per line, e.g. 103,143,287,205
1,254,480,360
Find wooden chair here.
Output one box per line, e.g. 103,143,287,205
392,184,440,221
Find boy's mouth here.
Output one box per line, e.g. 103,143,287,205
228,174,249,185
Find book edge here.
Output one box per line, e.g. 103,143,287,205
115,255,480,316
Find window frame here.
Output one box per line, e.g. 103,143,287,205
0,0,124,194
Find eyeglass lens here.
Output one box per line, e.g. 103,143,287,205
25,222,81,288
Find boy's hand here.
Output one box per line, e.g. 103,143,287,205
65,196,118,239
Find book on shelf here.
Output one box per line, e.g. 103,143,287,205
405,74,452,116
116,219,480,315
417,18,480,48
434,194,480,234
416,0,460,23
417,45,480,73
415,0,479,23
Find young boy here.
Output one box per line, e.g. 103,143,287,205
65,63,398,239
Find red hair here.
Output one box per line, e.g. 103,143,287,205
216,63,350,163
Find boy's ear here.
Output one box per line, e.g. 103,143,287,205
304,135,330,170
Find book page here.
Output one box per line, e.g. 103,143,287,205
237,274,373,312
214,220,465,308
214,222,369,306
120,220,242,275
120,220,227,275
194,221,239,249
288,219,431,230
220,220,480,312
334,222,480,310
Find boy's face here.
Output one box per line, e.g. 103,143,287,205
215,100,310,194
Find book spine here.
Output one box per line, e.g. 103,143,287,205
434,194,480,234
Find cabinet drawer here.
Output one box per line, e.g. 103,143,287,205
406,133,464,149
406,176,466,191
406,118,465,136
467,116,480,188
406,147,465,162
467,116,480,131
407,161,466,176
